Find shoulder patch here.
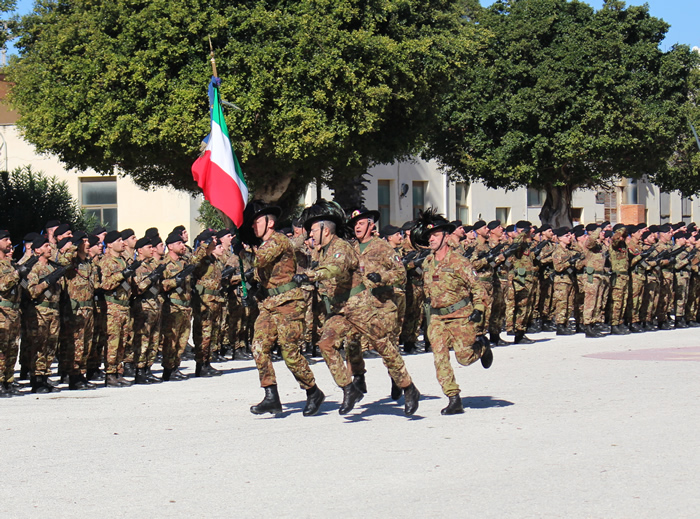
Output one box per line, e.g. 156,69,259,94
334,252,342,259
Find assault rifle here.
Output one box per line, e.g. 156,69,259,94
174,264,196,294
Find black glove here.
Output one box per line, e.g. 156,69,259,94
41,266,66,287
469,308,483,323
147,264,166,283
310,260,319,269
292,273,310,285
175,264,196,286
221,265,235,280
14,262,30,278
243,268,256,282
366,272,382,284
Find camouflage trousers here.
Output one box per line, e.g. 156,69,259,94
656,270,674,320
530,276,542,320
19,306,31,374
193,298,223,365
574,274,586,325
394,290,406,341
640,272,660,323
318,302,411,389
226,297,246,351
686,274,700,321
303,288,315,344
89,298,107,371
506,276,534,333
400,279,425,344
104,302,133,375
582,274,607,325
626,271,646,324
427,315,483,397
132,298,162,369
552,278,575,326
489,275,508,337
608,275,629,326
537,274,554,321
62,307,94,375
674,272,690,319
160,302,192,370
475,278,493,336
0,307,20,383
26,306,60,376
251,301,315,389
345,299,400,378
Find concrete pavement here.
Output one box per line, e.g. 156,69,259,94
1,328,699,518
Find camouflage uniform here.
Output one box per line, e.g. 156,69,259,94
673,244,692,322
639,242,661,325
551,244,577,326
160,254,197,371
193,250,226,366
469,236,496,336
251,232,315,389
223,252,246,352
506,235,536,333
61,251,97,376
345,236,407,377
489,237,510,339
655,241,675,323
626,238,646,326
535,240,556,325
315,236,412,389
608,232,630,327
423,248,487,397
26,262,62,376
0,258,21,385
99,254,133,375
581,230,607,326
132,258,164,370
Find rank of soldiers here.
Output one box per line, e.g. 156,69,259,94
1,205,698,416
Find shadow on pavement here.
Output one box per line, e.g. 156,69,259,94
462,396,514,409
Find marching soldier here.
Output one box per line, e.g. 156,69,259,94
0,230,22,397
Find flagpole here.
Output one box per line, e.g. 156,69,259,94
208,36,218,79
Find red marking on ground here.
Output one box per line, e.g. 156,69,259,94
584,346,700,362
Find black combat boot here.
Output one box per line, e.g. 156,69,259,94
658,319,673,330
146,367,162,383
302,385,325,417
79,374,97,389
611,324,630,335
250,385,283,415
19,365,29,380
338,382,364,415
489,332,508,346
353,373,367,394
195,363,210,378
675,317,688,329
585,324,604,338
542,319,557,332
687,320,700,328
116,374,133,387
402,341,416,354
526,318,542,334
390,379,403,401
30,375,50,393
168,368,188,381
514,332,535,344
86,368,105,381
629,322,644,333
556,324,575,336
133,368,151,385
3,381,22,396
480,343,493,369
104,374,121,387
205,362,222,376
68,374,88,390
403,383,420,416
233,347,253,361
0,383,9,398
122,362,136,377
423,336,431,352
441,394,464,415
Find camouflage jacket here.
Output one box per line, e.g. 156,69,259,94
99,254,131,301
312,235,361,311
609,233,629,274
253,231,303,310
27,261,62,304
423,247,485,318
133,257,164,300
552,244,577,283
162,254,195,304
64,254,97,304
0,258,21,306
354,236,406,290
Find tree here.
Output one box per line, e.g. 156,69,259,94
425,0,699,226
7,0,486,214
0,0,16,49
0,165,95,244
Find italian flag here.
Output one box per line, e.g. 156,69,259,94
192,82,248,227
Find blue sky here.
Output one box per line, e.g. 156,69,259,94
6,0,699,53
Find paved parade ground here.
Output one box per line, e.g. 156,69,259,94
2,329,699,518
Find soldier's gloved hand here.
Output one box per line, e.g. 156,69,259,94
147,264,166,283
366,272,382,284
122,265,137,279
310,260,319,269
243,268,255,282
221,265,235,280
469,308,483,323
292,273,310,285
42,266,66,287
14,262,30,278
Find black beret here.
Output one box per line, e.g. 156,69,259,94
401,221,415,231
515,220,531,230
450,220,462,228
172,225,186,234
165,232,184,245
584,223,598,232
658,224,671,233
686,222,696,231
88,234,100,248
379,224,401,238
150,235,163,247
505,224,516,233
673,231,689,240
24,232,39,242
537,224,552,233
463,225,473,233
121,228,135,240
603,230,613,238
55,223,71,236
612,223,626,232
572,224,584,232
487,219,501,230
641,230,652,241
601,221,611,227
216,228,232,239
44,220,60,229
472,220,487,231
144,227,160,238
57,237,72,249
0,229,10,240
672,222,685,230
104,230,122,244
648,225,659,233
573,228,586,238
553,227,570,237
71,231,87,243
32,236,48,249
135,237,152,249
91,226,107,235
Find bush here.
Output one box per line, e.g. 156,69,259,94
0,165,95,245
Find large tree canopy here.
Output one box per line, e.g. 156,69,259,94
425,0,699,226
7,0,485,211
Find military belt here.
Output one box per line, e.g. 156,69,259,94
429,297,471,316
330,283,367,305
612,270,628,276
195,284,222,297
105,295,130,307
263,281,299,298
169,295,190,308
71,299,93,309
0,299,20,310
477,275,493,282
35,301,59,310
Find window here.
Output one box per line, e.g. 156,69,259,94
526,187,546,207
625,178,638,205
682,197,692,223
659,192,671,224
455,182,469,223
604,190,617,224
80,178,118,230
495,207,510,225
378,180,391,225
412,181,426,219
571,208,583,226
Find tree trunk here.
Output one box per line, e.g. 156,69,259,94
539,184,574,228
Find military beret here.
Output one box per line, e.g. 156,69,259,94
44,220,60,230
603,230,613,238
537,224,552,233
463,225,473,233
32,236,48,249
673,231,689,240
172,225,186,234
648,225,660,233
505,224,516,233
91,226,107,235
380,224,401,238
573,228,586,238
55,223,71,236
658,224,672,233
291,218,303,228
686,222,696,232
71,231,87,243
515,220,531,230
553,227,570,237
24,232,39,242
0,229,10,240
150,235,163,247
121,228,135,240
104,230,122,244
601,221,611,228
487,219,501,230
165,232,184,245
57,237,72,249
572,224,584,232
144,227,160,238
472,220,487,231
585,223,598,232
196,230,215,244
87,234,100,248
612,223,626,232
216,228,232,239
135,237,152,249
450,220,462,228
641,230,652,241
401,221,415,231
672,222,685,230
